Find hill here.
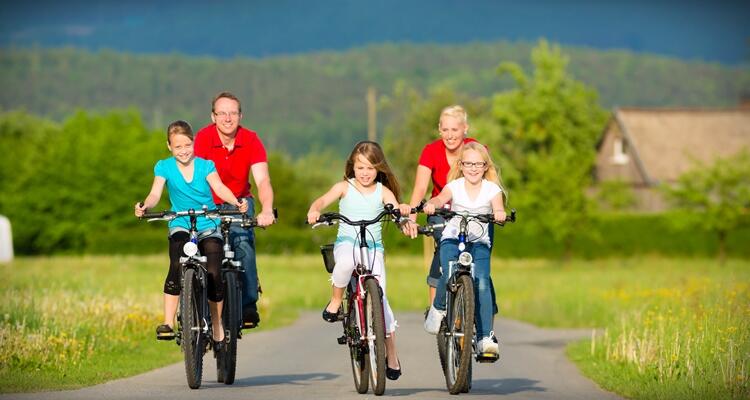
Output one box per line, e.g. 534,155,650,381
1,41,748,156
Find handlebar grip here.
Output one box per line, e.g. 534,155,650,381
273,208,279,219
508,209,516,223
142,211,167,218
218,209,243,216
411,199,426,214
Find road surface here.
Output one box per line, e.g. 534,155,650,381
3,312,621,399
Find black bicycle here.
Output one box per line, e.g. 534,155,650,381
311,204,404,396
141,206,238,389
417,208,516,394
207,209,276,385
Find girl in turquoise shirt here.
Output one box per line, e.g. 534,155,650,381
135,120,247,343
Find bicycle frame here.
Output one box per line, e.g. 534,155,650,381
208,210,271,386
311,205,402,395
417,208,516,393
141,206,216,389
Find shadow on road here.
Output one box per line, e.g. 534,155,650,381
383,378,544,396
231,372,339,387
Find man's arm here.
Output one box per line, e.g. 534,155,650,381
251,161,275,226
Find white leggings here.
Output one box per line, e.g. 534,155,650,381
332,243,397,333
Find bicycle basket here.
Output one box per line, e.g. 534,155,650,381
320,244,335,273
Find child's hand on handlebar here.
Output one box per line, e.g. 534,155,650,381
397,204,413,218
493,209,507,223
134,202,146,218
307,210,321,225
423,202,436,215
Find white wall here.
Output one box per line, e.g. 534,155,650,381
0,215,13,262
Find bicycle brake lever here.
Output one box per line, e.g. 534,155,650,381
312,221,337,229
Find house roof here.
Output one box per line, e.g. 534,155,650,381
608,107,750,183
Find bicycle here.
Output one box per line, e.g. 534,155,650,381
141,205,238,389
310,204,404,396
208,208,277,385
417,208,516,394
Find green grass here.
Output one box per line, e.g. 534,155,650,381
1,255,748,398
489,257,749,400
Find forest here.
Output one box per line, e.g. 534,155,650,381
1,40,749,256
1,40,748,157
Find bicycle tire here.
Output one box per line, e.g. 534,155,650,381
364,278,386,395
444,274,474,394
437,320,448,372
217,271,240,385
347,296,369,394
181,267,205,389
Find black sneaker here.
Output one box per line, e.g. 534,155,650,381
156,324,175,340
243,308,260,329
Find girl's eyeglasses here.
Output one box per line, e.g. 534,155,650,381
460,161,487,168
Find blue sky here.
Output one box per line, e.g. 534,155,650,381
1,0,748,64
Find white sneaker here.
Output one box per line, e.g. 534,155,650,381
423,306,446,335
479,336,499,355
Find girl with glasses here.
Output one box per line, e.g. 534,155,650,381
421,141,507,355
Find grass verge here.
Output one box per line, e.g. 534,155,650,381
1,255,747,398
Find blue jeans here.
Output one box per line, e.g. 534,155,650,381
428,218,498,315
218,199,259,312
426,214,446,288
434,239,494,340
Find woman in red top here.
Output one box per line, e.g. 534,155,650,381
404,105,481,304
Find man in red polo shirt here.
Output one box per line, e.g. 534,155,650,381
194,91,275,328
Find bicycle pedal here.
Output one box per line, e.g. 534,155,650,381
242,321,258,329
337,335,347,345
476,353,500,363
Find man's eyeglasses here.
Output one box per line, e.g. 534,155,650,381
460,161,487,168
214,111,240,118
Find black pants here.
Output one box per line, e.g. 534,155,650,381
165,231,224,302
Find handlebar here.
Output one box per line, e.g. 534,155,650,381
207,208,278,229
308,204,402,229
139,204,278,230
140,206,214,221
432,208,516,225
415,208,516,236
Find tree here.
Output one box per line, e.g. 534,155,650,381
595,179,637,211
477,40,608,257
1,110,163,254
662,150,750,263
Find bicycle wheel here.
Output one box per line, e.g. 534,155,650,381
217,271,240,385
437,320,447,371
181,267,205,389
364,278,386,395
347,297,369,394
444,274,474,394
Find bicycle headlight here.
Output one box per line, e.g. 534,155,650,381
183,241,199,257
458,251,473,266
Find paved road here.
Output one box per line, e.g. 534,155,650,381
4,313,621,400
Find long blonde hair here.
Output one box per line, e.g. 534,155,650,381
447,142,502,187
